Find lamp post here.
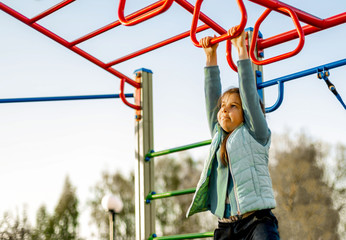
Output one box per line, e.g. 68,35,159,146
102,194,123,240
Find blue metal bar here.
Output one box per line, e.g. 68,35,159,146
258,59,346,112
336,94,346,109
265,81,284,113
258,58,346,89
255,70,264,101
0,93,134,103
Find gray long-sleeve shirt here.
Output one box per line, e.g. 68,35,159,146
205,59,270,145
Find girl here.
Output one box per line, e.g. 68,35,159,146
186,27,280,240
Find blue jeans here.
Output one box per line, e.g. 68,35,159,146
214,209,280,240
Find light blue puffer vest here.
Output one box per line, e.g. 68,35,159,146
187,123,276,218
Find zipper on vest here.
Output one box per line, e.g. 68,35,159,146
228,161,241,215
226,125,243,215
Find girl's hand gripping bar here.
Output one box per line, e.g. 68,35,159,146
190,0,247,47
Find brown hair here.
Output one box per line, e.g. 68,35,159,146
219,88,265,166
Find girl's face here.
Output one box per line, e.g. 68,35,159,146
217,93,244,133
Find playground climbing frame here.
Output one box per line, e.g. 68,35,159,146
1,0,346,239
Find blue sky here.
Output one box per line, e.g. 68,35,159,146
0,0,345,237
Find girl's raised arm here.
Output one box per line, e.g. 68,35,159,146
230,27,270,144
201,37,221,136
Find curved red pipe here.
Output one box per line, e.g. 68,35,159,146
249,7,305,65
120,78,141,110
118,0,173,26
190,0,247,47
226,40,238,72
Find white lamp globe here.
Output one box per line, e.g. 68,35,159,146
101,194,124,213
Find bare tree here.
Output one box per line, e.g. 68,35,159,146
270,132,341,240
329,143,346,239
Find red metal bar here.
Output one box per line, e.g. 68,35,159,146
190,0,247,47
0,2,139,88
106,24,210,67
70,21,121,46
248,0,326,28
226,40,238,72
118,0,173,26
70,0,173,46
258,13,346,50
249,7,305,65
120,78,141,110
29,0,76,23
174,0,226,35
174,0,239,71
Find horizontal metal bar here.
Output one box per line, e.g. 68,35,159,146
150,231,214,240
174,0,227,35
248,0,325,27
0,94,133,103
261,59,346,113
146,188,195,201
0,3,139,88
258,58,346,89
29,0,76,23
258,13,346,50
106,24,210,66
146,139,211,159
70,0,168,46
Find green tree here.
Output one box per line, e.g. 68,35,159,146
51,176,79,240
0,208,32,240
88,154,216,239
31,175,80,240
0,176,81,240
270,132,340,240
30,205,52,240
88,171,135,240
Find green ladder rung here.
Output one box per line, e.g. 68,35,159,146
145,139,212,160
149,231,214,239
146,188,196,201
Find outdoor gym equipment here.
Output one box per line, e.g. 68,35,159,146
1,0,345,239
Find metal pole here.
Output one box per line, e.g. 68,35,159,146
109,211,115,240
145,139,211,160
146,188,196,201
246,28,265,102
113,212,116,240
134,68,155,240
0,94,134,104
149,231,214,239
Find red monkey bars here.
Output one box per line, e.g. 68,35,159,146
258,12,346,50
1,0,345,109
247,0,346,64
